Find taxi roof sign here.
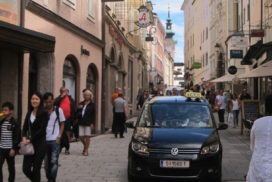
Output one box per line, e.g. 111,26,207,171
185,92,202,98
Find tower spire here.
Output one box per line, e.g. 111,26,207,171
165,5,175,39
168,4,170,18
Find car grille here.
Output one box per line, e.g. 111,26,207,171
150,168,200,177
149,148,201,154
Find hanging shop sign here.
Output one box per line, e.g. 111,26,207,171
230,36,248,48
230,50,243,59
250,29,265,37
135,5,151,28
228,65,237,75
192,62,202,69
109,25,123,46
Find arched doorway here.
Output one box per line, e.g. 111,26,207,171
86,64,98,102
28,54,38,100
63,56,79,100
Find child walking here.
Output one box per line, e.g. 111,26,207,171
0,102,21,182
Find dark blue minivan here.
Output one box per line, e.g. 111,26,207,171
127,96,228,182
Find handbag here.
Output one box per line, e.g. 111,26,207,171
213,105,220,112
19,115,35,155
19,142,34,155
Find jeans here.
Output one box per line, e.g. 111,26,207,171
45,141,60,182
232,110,240,126
0,149,15,182
23,141,46,182
218,109,225,123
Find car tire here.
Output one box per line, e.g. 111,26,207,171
127,171,139,182
212,166,222,182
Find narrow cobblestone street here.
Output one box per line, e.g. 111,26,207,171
3,119,251,182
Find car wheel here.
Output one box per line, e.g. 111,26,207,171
212,166,222,182
127,171,139,182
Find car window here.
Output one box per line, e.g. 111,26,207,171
150,103,213,128
138,104,152,127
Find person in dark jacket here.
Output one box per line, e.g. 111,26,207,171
55,87,75,155
77,89,95,156
22,92,49,182
0,102,20,182
137,90,149,110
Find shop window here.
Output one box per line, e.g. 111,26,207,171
28,55,38,102
63,58,77,100
86,64,97,102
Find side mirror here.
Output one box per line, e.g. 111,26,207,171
217,123,228,130
125,118,137,129
126,122,135,129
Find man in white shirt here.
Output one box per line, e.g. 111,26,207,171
44,93,65,182
247,114,272,182
216,90,226,123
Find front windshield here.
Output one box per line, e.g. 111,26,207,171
138,103,214,128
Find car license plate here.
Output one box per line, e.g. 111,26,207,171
160,160,190,168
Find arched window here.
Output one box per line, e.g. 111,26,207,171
86,64,97,101
63,58,77,100
110,48,115,63
118,55,122,68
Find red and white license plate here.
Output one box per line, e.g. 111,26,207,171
160,160,190,168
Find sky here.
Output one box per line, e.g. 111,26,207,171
150,0,184,63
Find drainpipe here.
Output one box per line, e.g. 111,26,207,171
101,2,106,134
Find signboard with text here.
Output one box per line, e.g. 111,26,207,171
135,5,151,28
230,50,243,59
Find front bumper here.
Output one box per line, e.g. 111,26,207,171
128,149,222,180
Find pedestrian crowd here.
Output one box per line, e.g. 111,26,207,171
0,87,96,182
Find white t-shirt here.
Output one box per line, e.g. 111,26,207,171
46,108,65,141
216,95,226,110
232,100,239,111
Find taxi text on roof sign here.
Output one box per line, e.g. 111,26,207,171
185,92,202,99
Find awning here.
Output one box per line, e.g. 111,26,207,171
239,61,272,78
0,21,55,52
211,74,236,83
241,40,263,65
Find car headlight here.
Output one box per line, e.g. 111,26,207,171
201,143,220,154
131,141,149,155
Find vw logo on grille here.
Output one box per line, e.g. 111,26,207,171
171,148,179,156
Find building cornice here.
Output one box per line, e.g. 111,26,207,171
105,11,138,53
26,1,104,48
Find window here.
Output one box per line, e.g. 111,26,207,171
206,27,208,40
150,104,213,128
88,0,95,21
63,0,76,9
243,8,246,25
247,4,250,21
206,52,208,66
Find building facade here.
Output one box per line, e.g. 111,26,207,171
0,0,103,132
182,0,210,88
102,0,153,131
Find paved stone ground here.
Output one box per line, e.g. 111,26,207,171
3,117,251,182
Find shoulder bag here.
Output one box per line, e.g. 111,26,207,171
19,115,34,155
